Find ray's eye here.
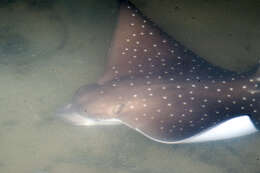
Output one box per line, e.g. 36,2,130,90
113,104,125,115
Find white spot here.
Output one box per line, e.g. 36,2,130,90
146,81,151,85
160,127,164,130
162,86,167,90
130,105,135,109
162,96,167,100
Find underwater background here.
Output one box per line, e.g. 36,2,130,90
0,0,259,172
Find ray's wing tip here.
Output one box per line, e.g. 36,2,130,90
118,0,137,9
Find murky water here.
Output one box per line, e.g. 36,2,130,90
0,0,259,173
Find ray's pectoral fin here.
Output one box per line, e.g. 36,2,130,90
98,0,236,85
99,1,202,84
119,111,258,144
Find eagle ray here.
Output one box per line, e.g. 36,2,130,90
57,0,260,143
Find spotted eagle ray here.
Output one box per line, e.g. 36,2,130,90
57,0,260,143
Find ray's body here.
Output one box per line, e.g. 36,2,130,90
58,1,260,143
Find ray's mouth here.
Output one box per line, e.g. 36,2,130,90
56,103,122,126
56,103,96,126
60,113,101,126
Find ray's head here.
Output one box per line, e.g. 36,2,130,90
57,83,127,126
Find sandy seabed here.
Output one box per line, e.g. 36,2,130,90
0,0,259,173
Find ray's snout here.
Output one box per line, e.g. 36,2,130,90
56,102,85,125
56,103,76,118
56,100,108,126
